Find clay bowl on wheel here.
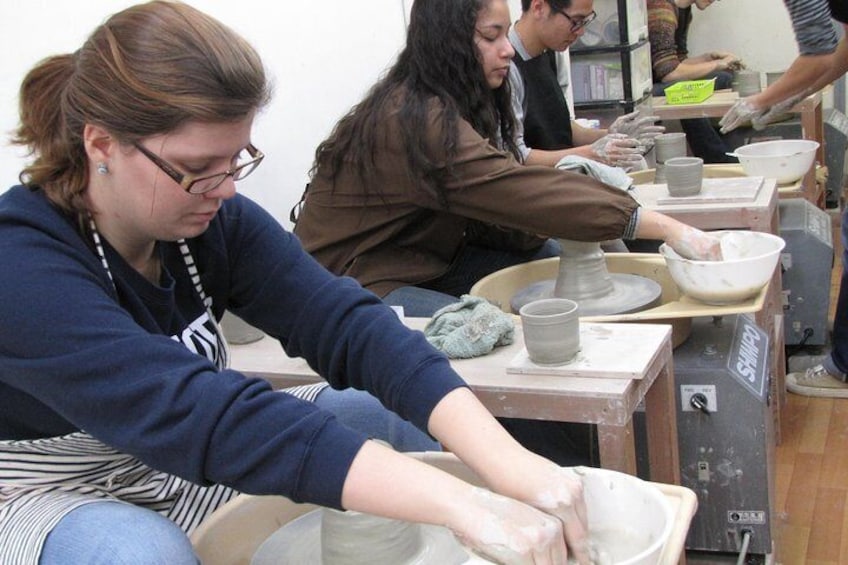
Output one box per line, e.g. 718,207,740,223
659,230,785,306
727,139,819,184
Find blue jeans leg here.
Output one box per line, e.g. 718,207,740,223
382,240,561,318
428,240,561,298
40,501,198,565
313,388,441,452
826,206,848,379
382,286,459,318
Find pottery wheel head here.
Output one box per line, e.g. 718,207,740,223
511,274,662,316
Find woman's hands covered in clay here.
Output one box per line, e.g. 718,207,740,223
637,210,722,260
451,463,592,565
665,224,723,260
422,389,593,563
451,486,570,564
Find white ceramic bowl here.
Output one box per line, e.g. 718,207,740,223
730,139,819,184
660,231,786,305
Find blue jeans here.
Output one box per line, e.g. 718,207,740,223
383,240,562,316
826,206,848,380
39,391,438,564
382,286,460,318
314,387,441,452
41,501,199,564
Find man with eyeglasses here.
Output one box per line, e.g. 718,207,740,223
509,0,664,170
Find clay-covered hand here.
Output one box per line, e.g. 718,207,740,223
718,97,766,134
608,111,666,148
482,462,593,564
709,51,735,60
451,486,570,564
751,92,806,130
665,224,723,261
590,133,644,168
710,52,743,71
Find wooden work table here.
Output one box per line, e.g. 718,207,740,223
651,89,825,208
230,318,681,486
629,176,779,234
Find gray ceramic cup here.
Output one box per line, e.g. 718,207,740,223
664,156,704,197
654,132,687,183
519,298,580,366
733,70,761,97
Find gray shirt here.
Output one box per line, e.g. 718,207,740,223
784,0,841,55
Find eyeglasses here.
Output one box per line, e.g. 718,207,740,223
133,142,264,194
558,9,597,32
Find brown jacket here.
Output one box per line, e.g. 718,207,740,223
293,97,639,297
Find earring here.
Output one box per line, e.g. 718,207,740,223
96,163,109,175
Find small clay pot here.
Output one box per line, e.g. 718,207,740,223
519,298,580,365
733,70,761,97
664,156,704,197
654,133,688,184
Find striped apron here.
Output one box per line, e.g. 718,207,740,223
0,233,330,562
0,383,325,564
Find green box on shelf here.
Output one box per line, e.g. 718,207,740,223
663,78,716,105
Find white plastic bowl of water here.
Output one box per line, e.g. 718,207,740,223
660,231,786,305
728,139,819,184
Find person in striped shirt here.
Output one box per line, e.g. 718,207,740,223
720,0,848,398
719,0,848,132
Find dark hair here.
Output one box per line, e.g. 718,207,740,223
12,0,271,214
521,0,572,13
311,0,519,207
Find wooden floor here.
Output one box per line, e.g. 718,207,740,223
774,207,845,564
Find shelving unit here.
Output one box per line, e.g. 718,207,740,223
570,0,652,127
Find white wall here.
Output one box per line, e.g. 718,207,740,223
0,0,797,228
0,0,409,226
686,0,798,78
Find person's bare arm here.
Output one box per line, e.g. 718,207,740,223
341,387,593,564
660,52,739,82
636,208,722,259
721,21,848,133
749,26,848,108
524,144,596,167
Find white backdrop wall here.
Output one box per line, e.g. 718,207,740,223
0,0,415,226
686,0,798,77
0,0,796,227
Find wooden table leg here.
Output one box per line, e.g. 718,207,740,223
800,102,826,208
597,421,638,475
644,347,682,486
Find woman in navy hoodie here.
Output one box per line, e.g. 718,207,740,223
0,2,594,563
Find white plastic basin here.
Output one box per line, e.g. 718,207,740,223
729,139,819,184
580,467,674,565
660,231,786,305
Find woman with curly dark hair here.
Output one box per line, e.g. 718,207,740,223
294,0,720,317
